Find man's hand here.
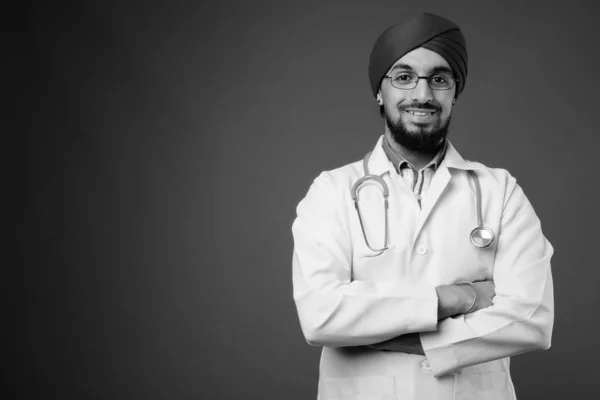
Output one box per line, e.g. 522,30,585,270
468,280,496,313
436,280,496,320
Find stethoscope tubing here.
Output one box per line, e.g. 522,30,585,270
352,151,495,253
351,152,389,253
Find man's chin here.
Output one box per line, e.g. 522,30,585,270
400,117,440,132
387,116,450,151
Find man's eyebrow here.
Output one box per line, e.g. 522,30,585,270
389,63,414,72
430,66,454,75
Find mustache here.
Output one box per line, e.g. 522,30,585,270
399,102,441,112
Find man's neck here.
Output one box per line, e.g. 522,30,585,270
384,131,443,171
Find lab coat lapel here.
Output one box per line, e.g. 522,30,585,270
413,164,451,246
411,141,483,244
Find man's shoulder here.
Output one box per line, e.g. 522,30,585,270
463,160,520,202
462,159,515,184
312,158,365,189
296,159,365,213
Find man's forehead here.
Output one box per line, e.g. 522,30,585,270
388,47,451,72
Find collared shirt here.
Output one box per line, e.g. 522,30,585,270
382,136,448,206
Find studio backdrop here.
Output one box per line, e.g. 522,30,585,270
17,0,599,399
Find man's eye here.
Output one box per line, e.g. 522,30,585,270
394,73,414,82
431,75,448,84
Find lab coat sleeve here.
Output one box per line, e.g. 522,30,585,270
292,172,439,348
420,176,554,377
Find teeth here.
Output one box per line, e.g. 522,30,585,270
408,111,429,116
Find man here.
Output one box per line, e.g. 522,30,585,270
291,12,554,400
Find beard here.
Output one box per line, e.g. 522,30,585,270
384,104,451,152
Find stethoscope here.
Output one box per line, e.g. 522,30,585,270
350,151,496,254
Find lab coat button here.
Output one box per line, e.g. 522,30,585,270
422,360,431,371
417,246,428,255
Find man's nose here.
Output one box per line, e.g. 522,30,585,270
410,78,434,103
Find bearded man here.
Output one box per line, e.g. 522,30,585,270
291,12,554,400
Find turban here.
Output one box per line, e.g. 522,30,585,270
368,13,468,97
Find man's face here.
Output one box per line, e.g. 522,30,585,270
377,47,456,150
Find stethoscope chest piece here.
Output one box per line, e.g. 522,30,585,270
468,169,496,248
470,226,495,248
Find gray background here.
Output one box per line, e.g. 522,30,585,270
15,0,599,399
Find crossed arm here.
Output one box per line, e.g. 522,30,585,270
367,281,496,354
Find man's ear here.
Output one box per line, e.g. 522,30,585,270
376,92,383,105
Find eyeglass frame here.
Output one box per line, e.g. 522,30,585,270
383,71,458,91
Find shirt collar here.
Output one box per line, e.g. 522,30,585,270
366,136,483,176
382,135,447,173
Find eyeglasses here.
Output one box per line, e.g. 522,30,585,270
384,71,457,91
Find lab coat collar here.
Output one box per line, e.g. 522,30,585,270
366,136,483,175
365,136,395,176
442,141,484,171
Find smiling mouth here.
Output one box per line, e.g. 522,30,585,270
406,110,436,116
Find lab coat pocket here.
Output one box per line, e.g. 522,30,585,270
455,371,513,400
320,375,396,400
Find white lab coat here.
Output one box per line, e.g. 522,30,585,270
292,136,554,400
